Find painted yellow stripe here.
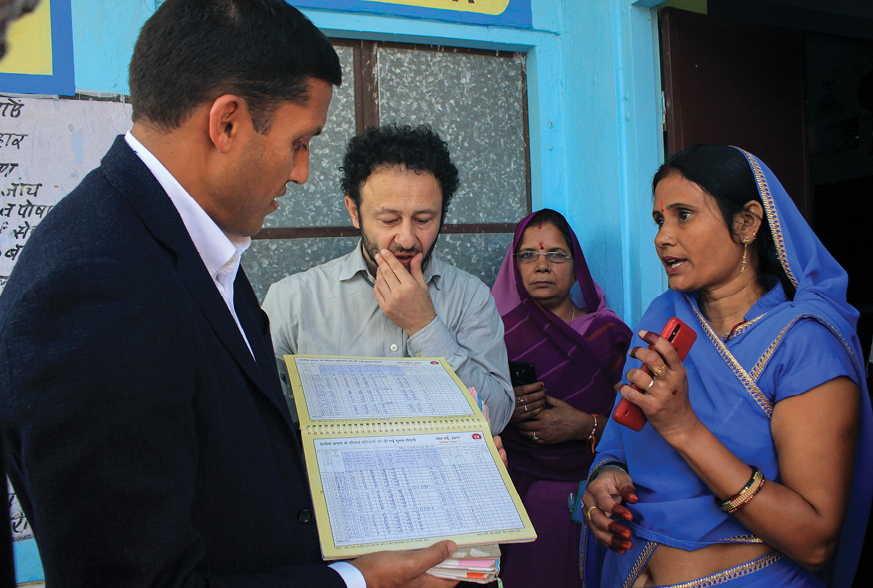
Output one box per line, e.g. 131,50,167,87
362,0,510,16
1,0,53,76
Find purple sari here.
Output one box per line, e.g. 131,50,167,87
491,211,631,588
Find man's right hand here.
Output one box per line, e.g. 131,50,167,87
350,540,459,588
373,250,437,336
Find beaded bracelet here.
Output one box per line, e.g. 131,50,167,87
587,460,628,488
586,414,600,452
717,466,765,514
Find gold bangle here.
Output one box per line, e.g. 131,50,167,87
717,466,765,513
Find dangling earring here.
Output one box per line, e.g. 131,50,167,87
740,238,749,274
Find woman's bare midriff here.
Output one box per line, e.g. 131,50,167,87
631,542,774,588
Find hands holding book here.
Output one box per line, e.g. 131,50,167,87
350,540,459,587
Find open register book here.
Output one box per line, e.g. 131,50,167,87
285,355,536,561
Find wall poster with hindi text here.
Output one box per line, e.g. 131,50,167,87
0,95,132,296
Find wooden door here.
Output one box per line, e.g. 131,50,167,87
660,7,811,220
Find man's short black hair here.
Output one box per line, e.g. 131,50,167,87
129,0,341,133
340,124,460,225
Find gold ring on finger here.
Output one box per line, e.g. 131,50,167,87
651,364,667,380
586,504,599,519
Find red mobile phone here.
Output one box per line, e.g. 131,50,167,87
612,317,697,431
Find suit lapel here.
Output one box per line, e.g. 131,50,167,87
234,267,295,423
99,136,285,418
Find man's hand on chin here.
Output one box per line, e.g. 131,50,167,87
349,540,459,588
373,249,437,336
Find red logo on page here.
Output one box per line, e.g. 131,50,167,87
472,433,482,440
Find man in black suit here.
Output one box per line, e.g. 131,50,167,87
0,1,456,586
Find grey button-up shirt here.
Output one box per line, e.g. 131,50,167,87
262,242,513,433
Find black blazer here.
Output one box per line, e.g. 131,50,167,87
0,137,344,587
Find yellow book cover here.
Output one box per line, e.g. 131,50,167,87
285,355,536,560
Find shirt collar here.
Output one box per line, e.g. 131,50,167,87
124,132,251,281
339,239,442,288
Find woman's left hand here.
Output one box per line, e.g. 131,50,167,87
619,329,700,442
515,395,590,444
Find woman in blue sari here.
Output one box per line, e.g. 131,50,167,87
580,145,872,587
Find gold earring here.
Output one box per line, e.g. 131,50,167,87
740,238,749,274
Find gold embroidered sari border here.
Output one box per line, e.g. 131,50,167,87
727,314,764,339
687,298,773,418
714,534,764,544
739,149,799,290
749,318,799,382
622,541,657,588
653,551,783,588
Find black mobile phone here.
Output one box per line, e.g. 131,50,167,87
509,360,538,387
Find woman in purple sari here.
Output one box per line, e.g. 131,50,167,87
491,208,631,587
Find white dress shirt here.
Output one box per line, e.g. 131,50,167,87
263,241,514,433
124,132,253,356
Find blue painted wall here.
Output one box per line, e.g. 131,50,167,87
61,0,669,327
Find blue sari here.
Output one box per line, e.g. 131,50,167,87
580,149,873,588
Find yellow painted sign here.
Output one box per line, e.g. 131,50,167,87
1,0,53,76
362,0,510,16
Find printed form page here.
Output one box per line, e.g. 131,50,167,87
314,433,525,547
287,356,536,556
294,357,475,420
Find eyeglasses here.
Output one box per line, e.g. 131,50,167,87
514,251,573,263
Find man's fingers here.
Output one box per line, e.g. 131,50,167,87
410,252,427,287
416,540,457,571
378,249,413,278
374,250,404,286
351,541,458,588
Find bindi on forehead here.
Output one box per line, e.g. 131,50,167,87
660,199,665,213
539,241,544,250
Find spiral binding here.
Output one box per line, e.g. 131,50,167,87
305,418,481,436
